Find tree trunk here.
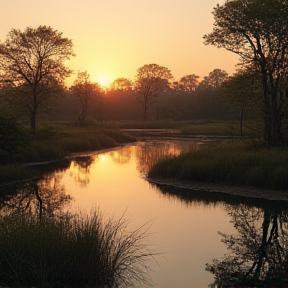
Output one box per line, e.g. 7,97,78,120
261,71,284,147
30,90,37,134
30,108,37,134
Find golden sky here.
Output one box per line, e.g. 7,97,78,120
0,0,239,86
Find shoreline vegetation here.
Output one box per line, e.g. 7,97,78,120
147,141,288,199
0,122,136,185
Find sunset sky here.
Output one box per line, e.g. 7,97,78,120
0,0,239,86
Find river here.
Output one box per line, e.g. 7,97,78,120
3,139,288,288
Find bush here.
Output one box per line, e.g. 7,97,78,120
0,116,29,162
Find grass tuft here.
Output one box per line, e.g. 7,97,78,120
0,209,157,288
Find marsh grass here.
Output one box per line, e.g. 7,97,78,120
0,209,157,288
148,142,288,190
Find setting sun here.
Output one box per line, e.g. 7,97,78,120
99,78,110,88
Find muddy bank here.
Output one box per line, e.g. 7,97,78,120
147,177,288,202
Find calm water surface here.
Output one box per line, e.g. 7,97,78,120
5,139,287,288
50,139,235,288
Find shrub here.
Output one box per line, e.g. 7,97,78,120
0,116,29,162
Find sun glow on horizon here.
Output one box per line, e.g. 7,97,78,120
99,78,110,88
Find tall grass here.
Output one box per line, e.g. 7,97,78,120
0,209,157,288
148,142,288,190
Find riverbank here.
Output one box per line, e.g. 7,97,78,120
147,177,288,202
0,124,136,184
147,141,288,192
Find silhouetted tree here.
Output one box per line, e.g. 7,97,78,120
204,0,288,146
134,63,173,120
177,74,199,93
198,69,229,90
70,71,103,125
0,25,74,133
110,77,132,91
222,67,262,137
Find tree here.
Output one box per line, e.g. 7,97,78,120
70,71,103,125
203,0,288,146
173,74,199,93
0,25,74,133
134,63,173,120
198,69,229,90
222,67,262,137
110,77,132,91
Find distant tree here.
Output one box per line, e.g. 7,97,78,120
134,63,173,120
203,0,288,146
178,74,199,93
70,71,103,125
110,78,132,91
0,25,74,133
222,67,262,137
198,69,229,90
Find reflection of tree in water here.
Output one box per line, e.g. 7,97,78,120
136,140,197,176
206,203,288,287
1,173,72,219
68,156,97,187
136,141,172,175
109,146,132,165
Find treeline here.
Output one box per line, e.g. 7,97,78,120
0,68,254,124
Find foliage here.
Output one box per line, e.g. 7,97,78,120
198,69,229,90
134,63,174,120
70,71,103,125
222,67,263,138
0,25,74,133
0,209,157,288
173,74,199,93
0,116,29,163
203,0,288,146
110,77,133,91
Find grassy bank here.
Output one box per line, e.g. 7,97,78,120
148,142,288,190
0,209,155,288
111,119,242,136
0,123,136,184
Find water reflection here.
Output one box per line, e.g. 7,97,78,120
3,139,284,288
150,182,288,210
110,146,132,165
135,139,202,176
68,156,96,187
1,174,72,219
206,203,288,287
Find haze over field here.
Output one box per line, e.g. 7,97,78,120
0,0,238,85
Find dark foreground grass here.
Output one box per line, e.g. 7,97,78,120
0,209,157,288
148,142,288,190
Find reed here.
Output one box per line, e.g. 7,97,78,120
0,209,156,288
148,142,288,190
